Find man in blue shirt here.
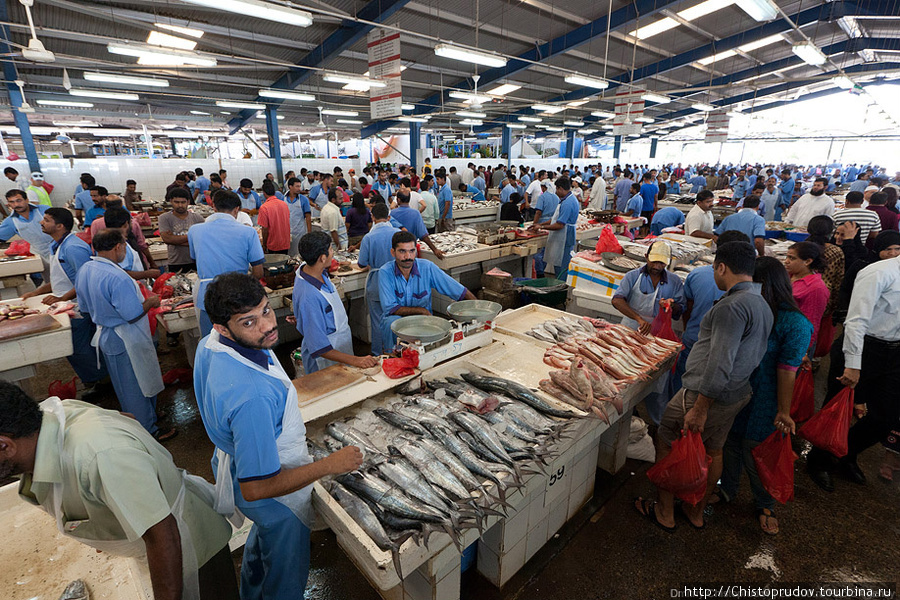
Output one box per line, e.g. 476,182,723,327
848,172,870,194
358,204,400,355
0,189,52,282
390,192,444,258
533,177,580,280
435,171,454,232
372,169,393,202
189,191,266,337
650,206,686,235
462,182,486,202
73,173,95,226
471,170,486,194
688,172,706,194
731,169,751,201
193,167,211,203
715,195,766,256
195,271,363,600
500,177,517,203
530,180,559,277
236,178,262,212
639,172,658,216
777,170,794,221
377,231,475,351
614,171,635,212
284,177,312,257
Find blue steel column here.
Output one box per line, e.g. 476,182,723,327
566,129,576,160
264,106,283,184
613,135,622,160
409,121,421,171
650,137,658,159
501,126,511,168
0,2,39,173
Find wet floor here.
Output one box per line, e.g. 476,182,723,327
18,335,900,599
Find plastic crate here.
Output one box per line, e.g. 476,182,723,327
514,277,569,307
461,541,478,573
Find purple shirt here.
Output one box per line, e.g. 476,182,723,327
345,207,372,237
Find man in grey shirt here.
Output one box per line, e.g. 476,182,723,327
448,167,462,193
636,240,773,532
158,188,205,272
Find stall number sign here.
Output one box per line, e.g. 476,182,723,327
368,28,402,120
544,462,569,508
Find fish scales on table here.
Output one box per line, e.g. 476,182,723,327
427,232,481,255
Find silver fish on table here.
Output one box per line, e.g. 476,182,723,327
326,421,381,456
58,580,89,600
461,372,582,419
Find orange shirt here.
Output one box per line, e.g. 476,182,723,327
258,195,291,251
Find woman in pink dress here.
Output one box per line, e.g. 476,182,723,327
784,241,830,353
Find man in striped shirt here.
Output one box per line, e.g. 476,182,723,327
833,191,881,244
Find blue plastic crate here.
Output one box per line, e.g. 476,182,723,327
461,542,477,573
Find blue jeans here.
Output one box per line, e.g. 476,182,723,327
239,501,310,600
533,248,546,277
720,431,775,511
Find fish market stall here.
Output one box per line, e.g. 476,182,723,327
0,253,44,300
0,295,73,390
453,199,501,225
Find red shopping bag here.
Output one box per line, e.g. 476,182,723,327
798,386,854,458
650,302,680,343
752,432,798,504
646,430,711,505
813,314,834,358
48,376,77,400
382,348,420,379
594,225,623,254
789,366,815,422
152,272,176,299
4,240,31,256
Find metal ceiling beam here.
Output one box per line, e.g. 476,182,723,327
362,0,682,138
227,0,413,134
0,0,39,172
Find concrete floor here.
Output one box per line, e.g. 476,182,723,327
16,335,900,599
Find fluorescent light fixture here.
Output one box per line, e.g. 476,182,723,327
832,75,855,89
735,0,778,21
146,31,197,51
532,104,565,114
486,83,521,95
627,133,640,138
698,49,738,65
336,119,363,124
84,72,169,87
545,126,564,132
656,130,671,134
69,89,139,101
738,33,783,52
691,102,715,111
177,0,311,26
792,42,827,66
456,111,487,118
563,120,585,127
601,124,615,129
459,119,483,126
591,110,615,118
107,43,217,67
155,23,204,38
434,43,507,68
578,128,597,134
397,116,430,123
518,116,542,123
216,100,265,110
629,17,678,40
309,132,325,136
53,120,98,127
401,104,415,110
635,117,655,123
678,0,734,22
564,74,609,89
641,93,671,104
448,91,492,103
506,123,527,129
258,89,315,101
220,111,231,115
255,114,284,119
322,73,386,88
322,109,359,116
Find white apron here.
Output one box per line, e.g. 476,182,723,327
39,397,204,600
308,277,353,372
203,331,315,528
49,235,75,298
543,203,575,274
620,272,660,331
89,257,165,398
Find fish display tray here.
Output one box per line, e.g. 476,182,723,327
0,254,44,278
0,296,72,372
419,243,495,270
493,303,574,349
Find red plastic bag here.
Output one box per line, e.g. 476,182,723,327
162,368,193,385
646,430,711,505
137,282,160,337
382,348,420,379
650,303,680,343
48,376,77,400
799,386,854,457
813,314,834,358
594,225,623,254
4,240,31,256
41,181,55,194
752,432,798,504
152,272,176,300
789,367,815,422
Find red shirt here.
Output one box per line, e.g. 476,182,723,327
868,205,899,232
258,195,291,251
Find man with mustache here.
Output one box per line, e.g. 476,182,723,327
194,272,363,599
377,231,476,352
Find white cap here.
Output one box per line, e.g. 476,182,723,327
30,171,44,180
540,179,551,188
865,185,880,193
573,176,582,183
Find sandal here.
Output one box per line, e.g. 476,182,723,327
153,427,178,443
678,502,706,530
757,508,779,535
633,497,676,533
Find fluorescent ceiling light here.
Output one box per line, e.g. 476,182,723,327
563,120,585,127
691,102,715,111
532,104,565,114
656,130,671,134
147,31,197,51
545,126,564,132
486,83,521,95
518,116,542,123
832,75,855,89
323,73,386,88
456,111,487,118
578,128,597,134
84,72,169,87
107,43,217,67
255,114,284,119
322,109,359,116
601,124,615,129
53,120,98,127
434,43,507,68
449,91,492,103
698,49,738,65
735,0,778,21
591,111,615,118
37,100,94,108
792,42,827,66
564,74,609,89
216,100,265,110
641,93,671,104
627,133,641,138
309,132,325,136
566,100,590,107
177,0,311,26
401,104,415,110
459,119,483,125
69,89,139,101
336,119,363,124
738,33,783,52
678,0,734,22
397,116,430,122
155,23,204,38
258,89,315,101
506,123,527,129
220,111,231,115
630,17,678,40
635,117,655,123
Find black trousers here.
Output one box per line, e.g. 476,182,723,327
846,336,900,460
198,543,240,600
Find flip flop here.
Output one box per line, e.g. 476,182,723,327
678,501,706,530
757,508,779,535
153,427,178,443
633,497,676,533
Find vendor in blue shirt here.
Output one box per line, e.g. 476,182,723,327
532,177,580,280
390,192,445,259
377,231,476,351
21,207,108,392
73,173,95,225
731,169,751,201
777,170,794,221
284,176,312,257
357,204,401,355
291,232,379,374
188,191,266,337
715,195,767,256
500,177,517,203
0,189,52,282
236,178,262,212
435,172,454,231
195,272,363,600
193,167,211,203
650,206,686,235
688,173,706,194
471,171,486,193
372,170,394,202
530,180,560,277
83,186,111,227
624,183,644,217
461,182,486,202
639,173,659,217
614,172,635,212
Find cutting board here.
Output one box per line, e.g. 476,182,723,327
0,313,61,342
293,364,366,407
